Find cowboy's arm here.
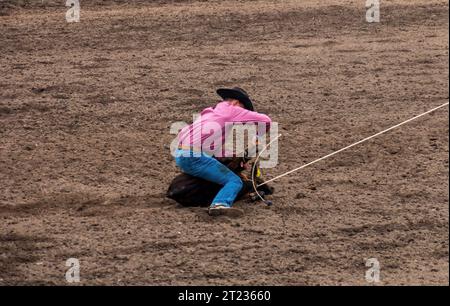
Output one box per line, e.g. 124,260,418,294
230,108,271,126
230,109,272,153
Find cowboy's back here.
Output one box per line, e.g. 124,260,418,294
178,101,271,156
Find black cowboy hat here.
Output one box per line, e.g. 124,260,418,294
216,87,254,111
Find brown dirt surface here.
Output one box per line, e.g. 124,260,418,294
0,0,448,285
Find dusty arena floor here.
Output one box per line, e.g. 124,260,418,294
0,0,448,285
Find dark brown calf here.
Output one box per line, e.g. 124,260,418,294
167,156,274,207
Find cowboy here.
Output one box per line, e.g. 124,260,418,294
174,87,272,216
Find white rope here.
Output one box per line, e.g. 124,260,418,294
258,102,449,187
251,134,282,203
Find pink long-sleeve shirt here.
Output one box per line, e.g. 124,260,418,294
178,101,271,156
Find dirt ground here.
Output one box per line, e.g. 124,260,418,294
0,0,448,285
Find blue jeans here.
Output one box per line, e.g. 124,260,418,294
174,149,243,207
